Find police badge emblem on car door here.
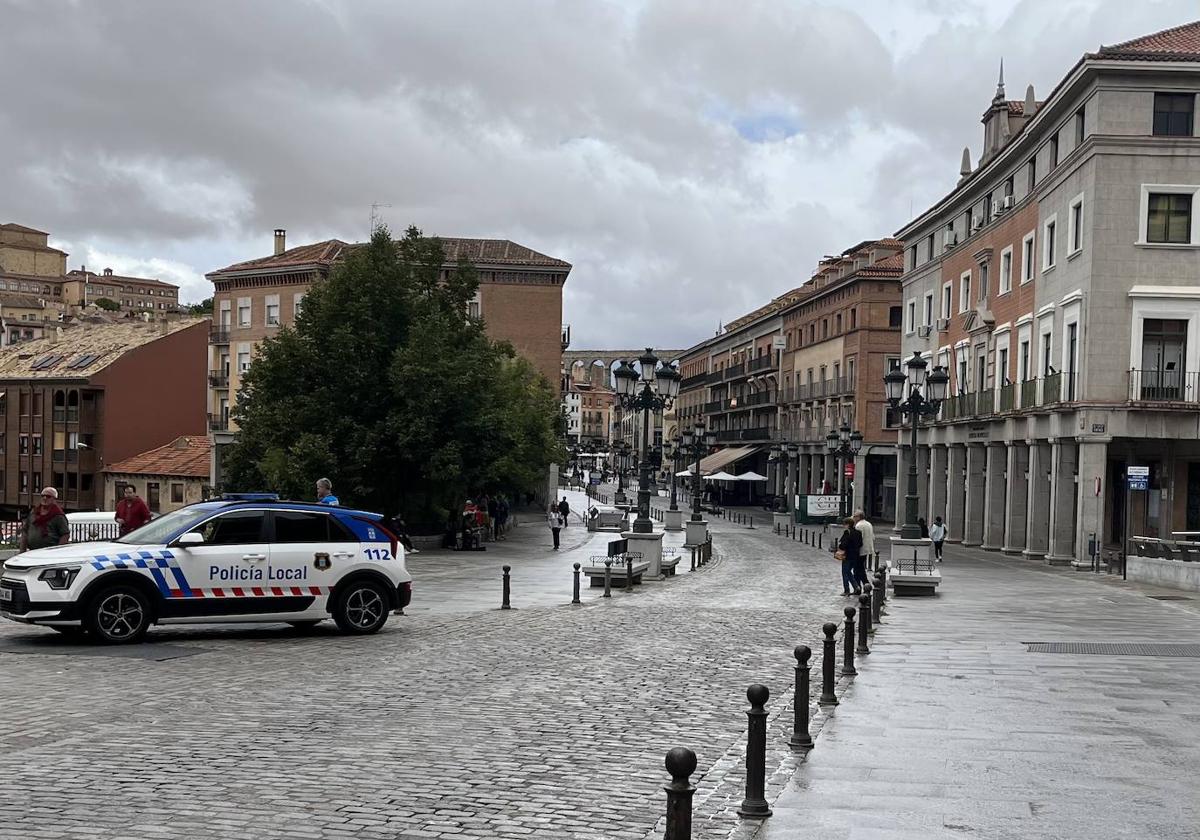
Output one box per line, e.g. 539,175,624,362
314,552,331,571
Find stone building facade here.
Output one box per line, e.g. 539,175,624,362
898,21,1200,564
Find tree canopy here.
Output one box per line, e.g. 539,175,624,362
222,225,564,530
92,297,119,311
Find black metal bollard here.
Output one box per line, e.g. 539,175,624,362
878,566,888,604
603,559,612,598
871,571,883,624
789,645,814,750
663,747,697,840
736,684,772,819
501,565,512,610
863,582,875,634
819,622,839,706
572,562,581,605
626,553,635,592
857,592,871,655
690,547,696,571
749,516,754,529
818,532,823,549
841,606,857,676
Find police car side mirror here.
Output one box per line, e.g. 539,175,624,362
174,531,205,547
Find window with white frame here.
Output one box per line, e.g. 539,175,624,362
1068,193,1084,255
293,292,304,318
1061,299,1082,400
1021,231,1036,283
265,294,280,326
468,290,482,319
923,292,934,327
1043,215,1058,270
218,300,231,327
941,282,952,320
1139,185,1200,245
1038,320,1054,377
994,332,1010,389
236,343,251,374
237,297,251,327
905,300,916,334
959,271,971,313
999,245,1013,295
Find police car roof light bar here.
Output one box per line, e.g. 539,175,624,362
220,493,281,502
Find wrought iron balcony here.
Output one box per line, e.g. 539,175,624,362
1129,369,1198,402
209,327,231,344
209,370,229,388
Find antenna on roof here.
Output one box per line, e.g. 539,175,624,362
369,203,393,234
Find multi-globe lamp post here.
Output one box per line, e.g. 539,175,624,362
681,421,716,521
665,437,682,512
824,425,864,518
884,352,949,540
613,349,681,534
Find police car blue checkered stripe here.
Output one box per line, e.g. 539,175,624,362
88,549,186,595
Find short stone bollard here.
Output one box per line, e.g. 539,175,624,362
690,547,696,571
736,684,772,819
819,622,839,706
501,565,512,610
871,571,883,623
863,582,875,634
841,606,857,676
603,559,613,598
663,747,697,840
789,645,814,750
857,591,872,655
572,562,582,605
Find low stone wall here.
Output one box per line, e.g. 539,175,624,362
1127,554,1200,593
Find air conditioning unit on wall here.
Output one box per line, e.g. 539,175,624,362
935,318,950,331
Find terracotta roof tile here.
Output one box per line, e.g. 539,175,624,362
0,223,49,235
0,317,207,380
208,236,570,278
105,435,211,478
67,270,178,290
0,293,49,309
1098,20,1200,58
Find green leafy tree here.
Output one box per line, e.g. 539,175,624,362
93,297,120,311
222,225,564,530
188,297,213,315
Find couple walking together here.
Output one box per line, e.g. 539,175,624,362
836,510,875,596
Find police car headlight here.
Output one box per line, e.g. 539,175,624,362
38,567,81,590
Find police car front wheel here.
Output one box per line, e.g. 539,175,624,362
332,580,390,635
83,585,152,644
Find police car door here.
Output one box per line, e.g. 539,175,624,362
266,509,352,609
170,508,273,618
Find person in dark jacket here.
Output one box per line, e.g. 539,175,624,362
837,516,864,596
557,496,570,527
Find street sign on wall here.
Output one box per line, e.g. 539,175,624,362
844,462,855,479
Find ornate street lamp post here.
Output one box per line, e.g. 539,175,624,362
884,353,949,540
613,349,681,534
681,420,716,521
824,425,864,518
613,440,630,502
666,437,682,512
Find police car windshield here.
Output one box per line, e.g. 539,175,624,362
115,507,217,545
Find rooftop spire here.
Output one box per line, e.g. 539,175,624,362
996,58,1005,97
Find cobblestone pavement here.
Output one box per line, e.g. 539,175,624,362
0,508,853,839
752,542,1200,840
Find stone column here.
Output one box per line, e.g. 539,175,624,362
982,443,1007,550
1003,442,1029,555
1046,439,1078,565
928,445,948,523
915,445,931,522
946,444,966,543
851,453,867,514
785,452,796,513
1074,439,1109,569
963,444,986,545
1023,440,1050,561
798,453,810,495
893,445,908,533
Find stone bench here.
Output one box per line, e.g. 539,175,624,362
588,511,629,532
582,554,648,586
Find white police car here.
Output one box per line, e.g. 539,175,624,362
0,494,413,643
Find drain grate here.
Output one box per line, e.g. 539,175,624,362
1148,595,1193,601
1024,642,1200,657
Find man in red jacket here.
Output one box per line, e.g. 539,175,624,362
115,484,152,536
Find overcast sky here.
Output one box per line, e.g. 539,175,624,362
1,0,1195,349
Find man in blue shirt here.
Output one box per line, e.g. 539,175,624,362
316,478,339,506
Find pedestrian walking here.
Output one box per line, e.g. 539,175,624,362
852,509,876,576
487,496,499,540
930,515,948,562
20,487,69,552
316,478,339,506
836,516,864,596
558,496,570,527
115,484,153,537
548,507,564,550
388,514,418,555
496,497,509,540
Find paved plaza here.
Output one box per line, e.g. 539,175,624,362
0,494,848,840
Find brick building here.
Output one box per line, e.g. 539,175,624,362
899,20,1200,564
0,318,208,515
205,230,571,486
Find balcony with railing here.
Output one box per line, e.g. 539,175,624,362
748,355,775,373
715,426,772,442
209,370,229,388
1128,369,1199,402
209,327,231,345
209,413,229,432
704,400,726,413
724,363,747,381
998,383,1015,412
680,372,709,390
939,373,1079,421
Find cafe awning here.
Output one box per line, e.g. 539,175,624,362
696,445,762,475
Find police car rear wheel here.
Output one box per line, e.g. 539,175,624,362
84,586,151,644
333,580,389,635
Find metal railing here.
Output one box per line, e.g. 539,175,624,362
1128,369,1199,402
998,383,1015,411
1020,378,1038,408
209,328,230,344
724,363,746,380
748,355,775,373
208,413,229,432
209,370,229,387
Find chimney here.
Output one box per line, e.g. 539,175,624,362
1025,84,1037,116
274,229,286,256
